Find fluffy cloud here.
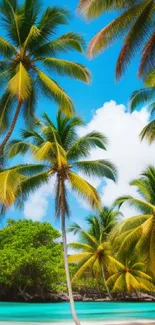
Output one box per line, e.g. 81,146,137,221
80,100,155,217
24,177,56,221
23,100,155,221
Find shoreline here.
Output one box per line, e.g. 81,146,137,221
0,321,155,325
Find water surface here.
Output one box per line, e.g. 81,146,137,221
0,302,155,322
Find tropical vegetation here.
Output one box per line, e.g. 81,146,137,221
0,111,117,325
113,165,155,278
0,219,65,296
0,0,90,156
78,0,155,80
1,1,155,325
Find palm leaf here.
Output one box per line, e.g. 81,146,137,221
74,159,117,181
68,171,101,210
140,120,155,143
43,58,90,83
32,32,85,57
129,87,155,112
67,131,107,161
71,255,96,282
0,91,15,133
0,36,16,57
87,1,147,58
68,252,92,263
0,169,26,205
35,68,74,117
7,62,32,101
116,1,154,79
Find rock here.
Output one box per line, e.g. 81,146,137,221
73,294,83,301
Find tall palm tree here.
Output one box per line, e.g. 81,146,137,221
112,165,155,278
68,230,116,299
107,254,154,294
0,112,117,325
0,0,90,153
78,0,155,79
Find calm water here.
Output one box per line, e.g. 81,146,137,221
0,302,155,322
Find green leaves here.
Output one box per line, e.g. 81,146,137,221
0,169,26,205
0,36,16,57
68,171,101,210
8,62,32,101
43,58,91,83
67,131,107,161
35,68,74,117
74,159,117,181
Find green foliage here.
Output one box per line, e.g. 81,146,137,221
0,219,65,291
78,0,155,80
112,165,155,277
1,112,117,214
0,0,90,139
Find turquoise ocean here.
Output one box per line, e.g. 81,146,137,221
0,302,155,322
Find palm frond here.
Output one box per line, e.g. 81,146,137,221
7,62,32,101
0,169,26,205
0,36,17,57
0,91,15,134
87,1,147,58
129,87,155,112
43,58,90,83
35,68,74,117
74,159,117,181
68,171,101,210
140,119,155,144
32,32,85,57
116,1,154,79
67,131,107,161
71,255,96,282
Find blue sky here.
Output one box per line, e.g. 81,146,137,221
2,0,155,232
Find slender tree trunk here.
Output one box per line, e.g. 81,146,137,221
0,100,23,153
61,213,81,325
101,264,112,300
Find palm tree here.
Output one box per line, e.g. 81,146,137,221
78,0,155,79
68,230,116,300
107,254,154,294
113,165,155,278
86,206,122,241
70,206,121,242
0,0,90,154
0,112,117,325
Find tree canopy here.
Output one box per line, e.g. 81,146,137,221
0,219,65,292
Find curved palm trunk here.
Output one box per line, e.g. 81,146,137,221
0,100,23,153
101,264,112,300
61,213,81,325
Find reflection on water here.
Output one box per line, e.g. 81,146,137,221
0,302,154,322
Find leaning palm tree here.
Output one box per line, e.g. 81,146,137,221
107,254,154,294
0,0,90,153
78,0,155,79
0,112,117,325
68,230,116,300
112,165,155,278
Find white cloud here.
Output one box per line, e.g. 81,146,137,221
24,176,56,221
80,100,155,217
23,100,155,221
